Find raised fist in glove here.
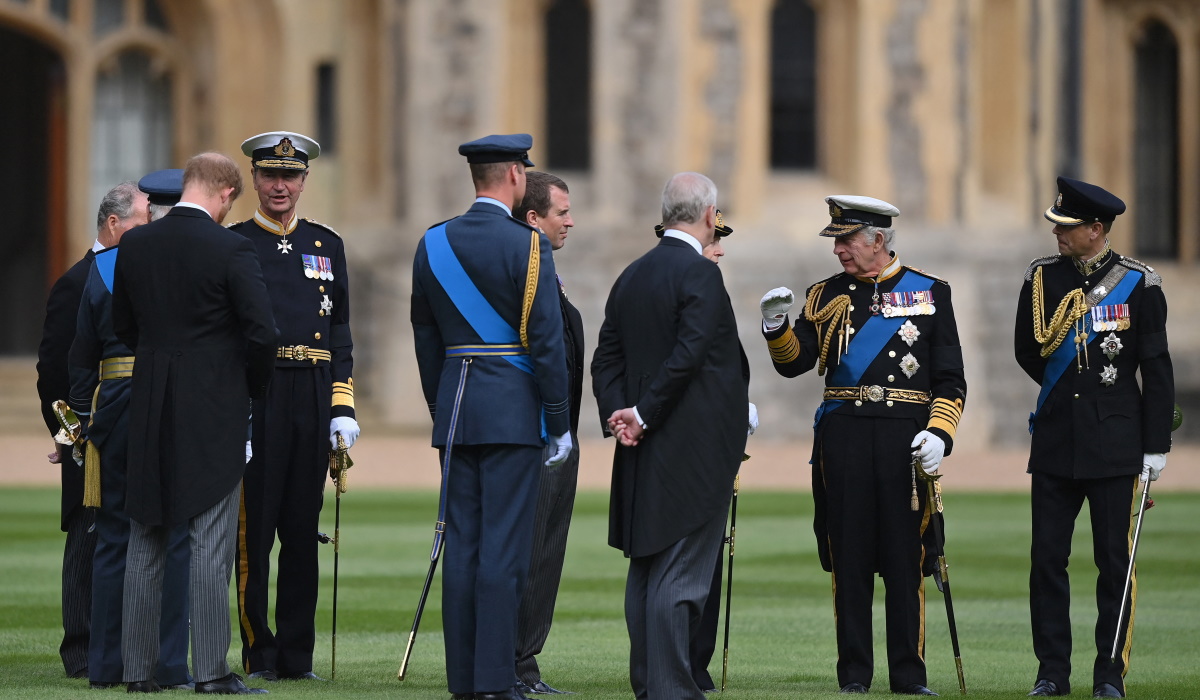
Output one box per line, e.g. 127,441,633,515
748,402,759,436
546,432,573,468
910,430,945,474
760,287,795,330
330,416,360,450
1141,453,1166,482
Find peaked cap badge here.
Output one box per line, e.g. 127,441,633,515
274,137,295,157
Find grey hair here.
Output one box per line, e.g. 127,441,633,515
661,172,718,227
148,203,172,221
95,181,142,231
859,225,896,251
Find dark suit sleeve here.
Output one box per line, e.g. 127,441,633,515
1014,275,1046,384
227,238,277,400
924,282,966,455
633,259,726,428
762,284,822,378
590,275,626,437
329,237,356,419
410,239,444,421
525,232,570,437
36,268,85,436
67,268,103,423
1137,283,1174,453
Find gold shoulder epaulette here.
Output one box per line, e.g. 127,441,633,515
904,266,949,285
1024,254,1062,281
302,218,342,239
1117,255,1162,287
225,220,244,229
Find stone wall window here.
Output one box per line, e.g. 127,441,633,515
769,0,817,169
544,0,592,170
316,62,338,156
1133,20,1179,259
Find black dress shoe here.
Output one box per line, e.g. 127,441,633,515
126,680,162,693
451,694,474,700
526,681,572,694
195,673,268,694
894,684,938,696
160,681,195,690
246,670,278,682
1093,683,1124,698
70,668,91,679
280,671,325,681
476,688,528,700
839,682,868,694
1028,679,1068,696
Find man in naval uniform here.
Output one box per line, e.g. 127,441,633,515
1015,177,1174,699
230,131,359,683
758,196,966,696
411,134,572,700
68,170,193,690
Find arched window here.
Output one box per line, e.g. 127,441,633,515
769,0,817,169
1133,20,1179,259
544,0,592,170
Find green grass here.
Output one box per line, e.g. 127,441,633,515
1,487,1198,699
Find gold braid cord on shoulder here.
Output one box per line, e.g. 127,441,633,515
1031,266,1088,358
802,282,852,376
519,230,540,350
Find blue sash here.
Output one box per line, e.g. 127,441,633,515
424,223,534,375
812,270,936,428
1028,270,1141,433
95,248,118,294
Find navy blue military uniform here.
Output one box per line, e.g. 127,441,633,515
411,134,569,698
1015,178,1174,698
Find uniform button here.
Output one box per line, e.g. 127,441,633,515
888,375,895,382
854,400,862,407
847,327,855,335
889,351,896,358
319,310,326,317
886,400,894,407
1074,393,1079,399
849,284,857,290
314,332,322,340
315,240,323,248
319,285,325,293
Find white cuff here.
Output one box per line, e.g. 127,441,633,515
631,406,648,430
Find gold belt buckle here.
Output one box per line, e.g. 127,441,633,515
863,385,885,403
293,345,309,361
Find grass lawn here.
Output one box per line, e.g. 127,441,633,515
0,486,1197,699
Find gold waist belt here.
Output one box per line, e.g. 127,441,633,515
277,345,331,363
99,356,135,381
824,385,932,405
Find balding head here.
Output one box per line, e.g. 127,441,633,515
661,172,717,229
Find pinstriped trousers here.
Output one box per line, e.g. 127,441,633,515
60,506,97,676
123,486,240,683
626,510,726,700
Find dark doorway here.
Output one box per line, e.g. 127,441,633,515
1133,21,1179,259
544,0,591,170
0,26,65,354
770,0,817,169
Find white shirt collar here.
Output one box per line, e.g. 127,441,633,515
91,239,105,253
175,201,213,218
475,196,512,216
663,229,703,255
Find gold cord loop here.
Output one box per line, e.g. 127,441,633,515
803,282,852,375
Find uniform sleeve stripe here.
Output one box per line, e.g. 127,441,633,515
767,328,801,364
927,398,964,439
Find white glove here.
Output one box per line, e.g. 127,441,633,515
747,402,759,436
760,287,795,331
546,432,573,468
245,440,253,464
910,430,945,474
1141,453,1166,482
330,416,360,450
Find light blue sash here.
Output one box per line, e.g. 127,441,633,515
1028,270,1141,434
95,248,118,294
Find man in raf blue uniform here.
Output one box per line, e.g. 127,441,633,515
67,169,193,690
1015,178,1174,699
411,134,572,700
230,131,359,682
758,196,966,696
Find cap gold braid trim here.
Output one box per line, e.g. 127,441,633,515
332,379,355,409
767,327,801,364
802,282,852,376
519,230,539,350
1031,266,1088,358
927,397,964,441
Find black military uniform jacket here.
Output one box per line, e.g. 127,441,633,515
1014,249,1173,479
229,211,355,419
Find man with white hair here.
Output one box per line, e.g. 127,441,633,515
758,196,966,696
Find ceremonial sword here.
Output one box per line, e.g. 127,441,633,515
719,467,743,692
915,451,966,695
318,432,353,679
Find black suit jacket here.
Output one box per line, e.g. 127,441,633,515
558,283,585,434
592,236,749,558
36,249,95,531
112,206,277,526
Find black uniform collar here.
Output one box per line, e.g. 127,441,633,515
1072,240,1112,277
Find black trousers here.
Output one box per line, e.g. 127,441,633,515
818,413,928,691
60,504,97,677
237,366,331,675
1030,472,1139,695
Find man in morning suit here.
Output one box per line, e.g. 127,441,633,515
512,170,582,696
758,196,966,696
68,170,193,690
1015,178,1174,699
36,180,148,679
113,152,276,695
592,172,750,700
230,131,358,683
411,134,573,700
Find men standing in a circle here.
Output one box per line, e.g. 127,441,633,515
758,196,965,696
1015,178,1174,699
231,131,359,683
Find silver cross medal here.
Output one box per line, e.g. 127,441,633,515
278,238,292,254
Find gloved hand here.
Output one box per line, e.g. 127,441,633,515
546,432,573,468
330,416,360,450
760,287,795,331
245,440,253,464
748,402,759,436
1141,453,1166,482
910,430,945,474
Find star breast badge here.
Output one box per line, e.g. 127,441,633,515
1100,365,1118,386
897,319,920,347
900,352,920,379
320,295,333,315
1100,332,1123,360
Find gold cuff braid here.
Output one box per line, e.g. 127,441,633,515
928,397,964,441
